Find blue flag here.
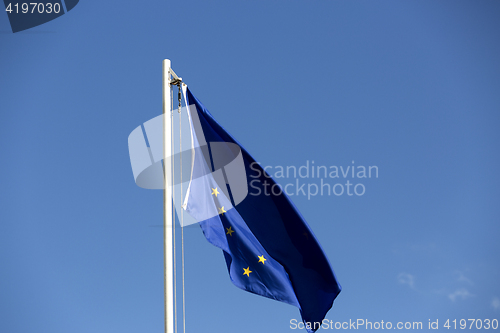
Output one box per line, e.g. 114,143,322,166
182,86,341,332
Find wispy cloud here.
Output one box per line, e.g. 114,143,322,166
492,297,500,310
456,271,474,285
397,273,415,289
448,288,474,302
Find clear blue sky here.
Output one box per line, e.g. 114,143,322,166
1,1,499,332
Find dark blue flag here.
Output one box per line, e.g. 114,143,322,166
181,86,341,332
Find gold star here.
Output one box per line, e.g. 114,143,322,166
218,206,226,216
258,255,267,264
226,226,235,236
211,187,219,197
243,267,252,277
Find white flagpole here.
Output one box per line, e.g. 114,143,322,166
163,59,174,333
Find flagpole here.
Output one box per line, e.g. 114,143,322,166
163,59,174,333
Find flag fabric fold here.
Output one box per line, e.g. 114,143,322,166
182,86,341,332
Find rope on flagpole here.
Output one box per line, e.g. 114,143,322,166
171,83,178,333
177,83,186,333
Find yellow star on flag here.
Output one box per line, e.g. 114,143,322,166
211,187,219,197
243,267,252,277
226,226,234,236
218,206,226,216
258,255,267,264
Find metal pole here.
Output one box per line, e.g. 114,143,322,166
163,59,174,333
